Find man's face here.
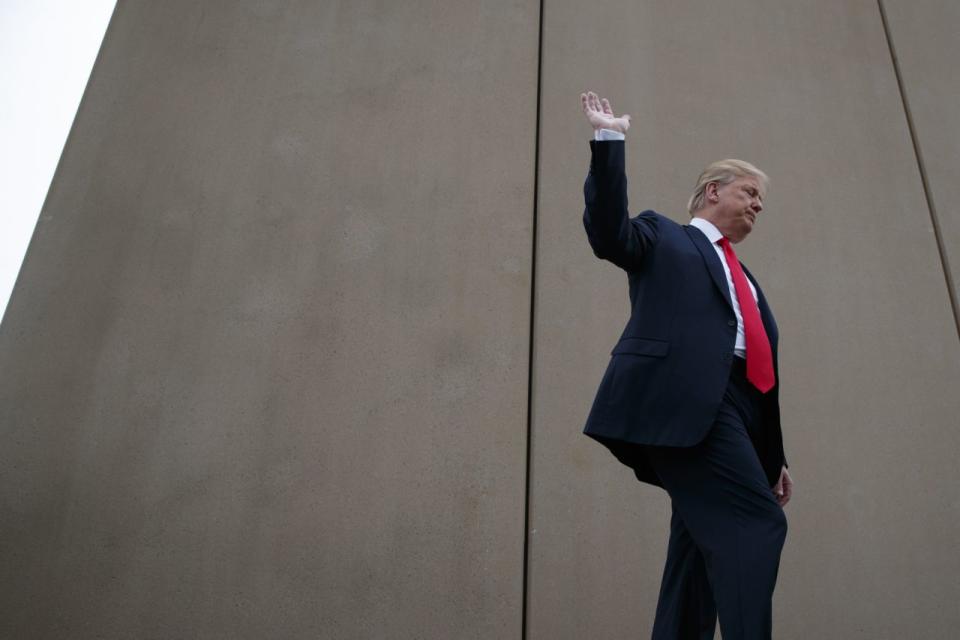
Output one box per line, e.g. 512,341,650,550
710,176,764,243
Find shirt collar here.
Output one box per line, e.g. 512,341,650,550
689,216,724,244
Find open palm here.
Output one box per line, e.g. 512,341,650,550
580,91,631,133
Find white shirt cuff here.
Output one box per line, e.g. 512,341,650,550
594,128,625,141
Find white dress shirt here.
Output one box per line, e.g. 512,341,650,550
687,217,758,359
595,128,626,141
593,128,757,358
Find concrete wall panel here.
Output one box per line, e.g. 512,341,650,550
529,1,960,638
0,2,538,637
3,1,959,638
882,0,960,329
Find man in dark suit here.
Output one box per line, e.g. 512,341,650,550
579,91,793,640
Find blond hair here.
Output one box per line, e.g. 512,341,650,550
687,159,769,215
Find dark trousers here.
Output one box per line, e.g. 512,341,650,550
643,356,788,640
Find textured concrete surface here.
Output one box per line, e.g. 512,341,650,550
528,1,960,638
882,0,960,325
2,1,960,639
0,2,538,638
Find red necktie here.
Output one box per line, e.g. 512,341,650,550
718,237,775,393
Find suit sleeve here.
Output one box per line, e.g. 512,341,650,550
582,140,659,271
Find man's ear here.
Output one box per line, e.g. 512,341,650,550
705,181,719,201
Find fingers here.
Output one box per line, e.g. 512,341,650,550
582,91,596,113
772,479,788,507
580,91,609,115
774,488,788,507
582,91,630,133
580,92,591,118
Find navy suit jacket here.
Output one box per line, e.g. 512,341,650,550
581,140,787,488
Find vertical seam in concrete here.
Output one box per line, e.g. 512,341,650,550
877,0,960,341
521,0,545,637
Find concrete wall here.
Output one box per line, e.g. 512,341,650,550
1,1,958,638
530,2,960,638
882,0,960,330
0,2,538,638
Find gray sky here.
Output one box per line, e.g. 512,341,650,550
0,0,116,323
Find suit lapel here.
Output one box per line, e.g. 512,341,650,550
684,225,733,311
684,224,779,358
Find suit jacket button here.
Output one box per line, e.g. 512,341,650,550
727,320,736,327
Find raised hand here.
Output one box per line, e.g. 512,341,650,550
580,91,631,134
